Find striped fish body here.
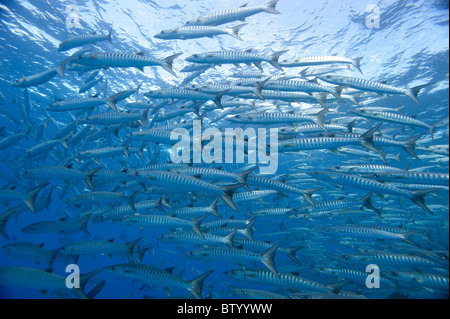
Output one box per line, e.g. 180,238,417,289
133,170,224,196
3,242,55,264
67,191,129,205
78,76,103,93
341,252,442,268
58,30,112,51
48,97,106,112
11,69,57,88
115,214,195,229
228,112,319,125
21,216,89,235
24,166,87,180
327,225,410,240
224,268,338,293
160,230,234,247
144,88,223,105
374,171,449,186
231,190,279,203
81,112,144,125
60,239,138,259
333,164,404,174
350,109,432,131
77,146,129,159
279,136,362,152
0,132,27,150
319,268,397,288
27,138,68,157
264,80,339,94
99,200,162,221
0,267,86,297
104,263,213,299
154,24,246,40
127,129,180,144
279,55,362,73
185,0,280,26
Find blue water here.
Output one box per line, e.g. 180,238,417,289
0,0,448,299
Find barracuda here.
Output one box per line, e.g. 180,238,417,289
185,0,280,26
114,214,208,238
78,76,103,93
186,78,270,100
238,90,328,107
263,79,346,103
350,108,438,138
246,175,321,206
47,96,109,112
21,216,90,235
155,24,247,40
98,196,165,221
185,49,288,71
278,124,383,154
307,171,437,214
233,238,302,264
144,88,229,108
58,28,112,52
279,55,363,73
0,267,101,299
130,170,244,211
104,263,213,299
59,238,142,262
186,242,281,276
224,268,349,294
0,184,48,214
337,251,443,268
324,224,419,247
80,108,150,127
23,166,101,191
227,109,327,131
317,267,398,289
373,171,449,186
160,229,237,248
11,68,58,88
319,74,430,104
74,52,182,77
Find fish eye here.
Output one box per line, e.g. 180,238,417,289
314,171,319,175
242,291,247,295
232,270,236,275
343,255,348,260
112,265,116,270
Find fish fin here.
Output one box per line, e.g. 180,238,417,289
253,62,264,71
192,214,209,239
208,198,221,218
300,187,322,207
229,23,247,41
225,229,238,248
129,191,138,211
405,83,433,104
188,269,214,299
285,246,303,265
269,50,288,71
24,184,49,214
410,189,439,214
107,26,113,42
261,241,281,277
220,183,245,212
264,0,281,14
352,57,363,74
162,52,182,77
214,89,230,109
326,280,351,294
401,231,421,248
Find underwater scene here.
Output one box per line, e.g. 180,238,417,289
0,0,448,300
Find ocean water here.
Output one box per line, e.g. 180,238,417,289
0,0,448,300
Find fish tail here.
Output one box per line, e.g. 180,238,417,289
331,85,347,103
410,189,438,214
261,241,281,277
86,280,106,299
326,280,351,294
405,83,433,104
352,57,363,74
24,183,49,214
401,231,421,248
126,237,143,262
208,198,222,218
254,76,271,100
192,214,209,239
80,215,90,235
128,191,138,211
264,0,281,14
236,167,257,187
402,133,423,159
107,26,113,42
220,183,245,212
241,219,255,239
285,246,303,265
162,52,182,77
229,23,247,41
225,229,238,248
421,227,433,245
300,187,322,207
0,206,18,240
268,50,288,71
214,89,230,108
71,269,102,299
189,269,214,299
312,108,327,132
360,123,385,155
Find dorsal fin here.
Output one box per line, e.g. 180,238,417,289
136,51,144,56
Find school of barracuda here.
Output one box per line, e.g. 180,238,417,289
0,0,448,299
